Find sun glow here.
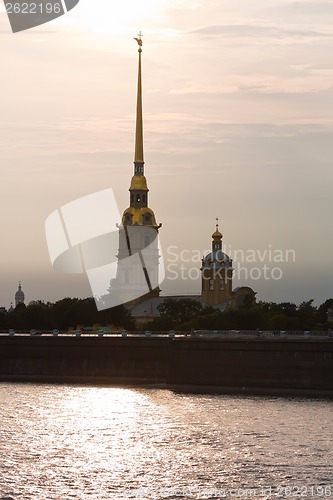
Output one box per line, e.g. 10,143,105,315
74,0,167,35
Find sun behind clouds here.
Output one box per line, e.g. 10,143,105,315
73,0,167,35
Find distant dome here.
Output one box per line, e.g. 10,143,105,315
15,283,25,305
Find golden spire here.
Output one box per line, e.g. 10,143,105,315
134,31,144,166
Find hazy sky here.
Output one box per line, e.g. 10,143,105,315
1,0,332,308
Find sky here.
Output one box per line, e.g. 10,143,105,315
0,0,333,308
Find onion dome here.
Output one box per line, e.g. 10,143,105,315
212,227,223,241
202,219,232,268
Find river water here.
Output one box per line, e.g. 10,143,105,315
0,383,332,499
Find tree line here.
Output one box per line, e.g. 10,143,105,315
0,296,332,332
147,297,333,331
0,298,135,331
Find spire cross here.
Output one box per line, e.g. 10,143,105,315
134,31,143,48
216,217,219,230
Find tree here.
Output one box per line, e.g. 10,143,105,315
317,298,333,326
25,301,54,329
157,298,203,327
298,299,316,329
8,303,27,330
97,304,135,330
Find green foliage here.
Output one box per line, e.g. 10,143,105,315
157,298,207,328
3,297,134,331
317,298,333,323
1,296,332,332
147,297,333,331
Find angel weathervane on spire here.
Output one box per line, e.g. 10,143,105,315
134,31,143,47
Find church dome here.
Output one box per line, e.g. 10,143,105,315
203,250,231,266
15,285,24,298
212,228,223,240
15,282,25,306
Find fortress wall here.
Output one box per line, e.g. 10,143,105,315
0,336,170,385
169,339,333,392
0,336,332,395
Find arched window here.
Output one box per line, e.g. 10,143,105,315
209,279,214,291
144,214,151,225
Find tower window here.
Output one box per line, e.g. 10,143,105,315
131,194,134,203
136,194,141,202
209,279,214,291
220,278,225,290
143,194,146,203
144,214,151,225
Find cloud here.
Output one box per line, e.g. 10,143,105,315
170,84,239,95
168,70,333,96
281,1,333,16
191,23,333,40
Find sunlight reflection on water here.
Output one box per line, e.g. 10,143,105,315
0,384,332,499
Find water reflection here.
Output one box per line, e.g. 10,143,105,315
0,384,332,499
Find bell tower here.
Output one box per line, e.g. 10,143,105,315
201,220,233,306
115,33,161,304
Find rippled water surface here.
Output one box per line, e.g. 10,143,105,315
0,383,332,499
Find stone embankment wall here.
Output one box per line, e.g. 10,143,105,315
0,335,332,396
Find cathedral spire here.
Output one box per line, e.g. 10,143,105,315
134,31,144,174
122,33,160,228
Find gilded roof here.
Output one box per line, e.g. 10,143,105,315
122,207,157,226
129,175,148,191
212,229,223,241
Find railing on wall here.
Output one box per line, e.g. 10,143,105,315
0,329,332,339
